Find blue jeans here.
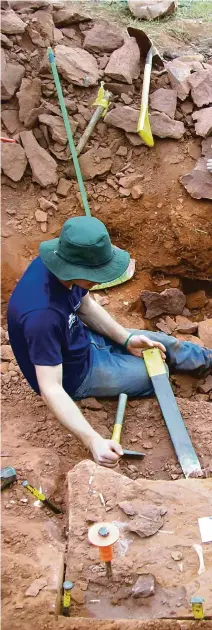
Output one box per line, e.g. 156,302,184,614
74,329,212,400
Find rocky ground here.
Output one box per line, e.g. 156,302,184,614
1,1,212,629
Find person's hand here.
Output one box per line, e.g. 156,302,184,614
89,434,123,467
127,334,166,360
206,159,212,173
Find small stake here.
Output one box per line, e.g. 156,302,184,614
88,522,119,579
63,581,73,617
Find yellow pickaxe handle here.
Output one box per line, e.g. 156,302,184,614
112,393,128,443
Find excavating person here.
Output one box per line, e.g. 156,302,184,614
8,217,212,468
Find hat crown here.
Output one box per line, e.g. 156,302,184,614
57,217,113,268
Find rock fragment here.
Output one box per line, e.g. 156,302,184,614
150,88,177,118
175,316,198,334
83,22,124,53
69,147,112,180
18,78,42,123
186,291,208,310
55,45,99,87
25,578,47,597
105,106,139,133
1,9,26,34
181,158,212,200
192,107,212,138
35,209,47,223
198,319,212,349
132,574,156,598
53,8,91,27
188,68,212,107
140,288,186,318
20,130,58,187
105,38,140,84
128,0,177,20
1,345,14,361
1,49,25,101
57,178,72,197
150,112,185,139
166,59,203,101
1,141,27,182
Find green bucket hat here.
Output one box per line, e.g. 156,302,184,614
39,216,130,283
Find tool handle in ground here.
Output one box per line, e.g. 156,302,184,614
47,47,91,218
22,481,63,514
112,393,128,443
143,348,202,478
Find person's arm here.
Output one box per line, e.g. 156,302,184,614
35,363,123,467
79,293,166,358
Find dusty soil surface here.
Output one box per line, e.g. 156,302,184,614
1,3,212,630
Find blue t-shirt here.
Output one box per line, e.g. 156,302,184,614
7,257,91,396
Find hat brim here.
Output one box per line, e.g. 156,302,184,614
39,238,130,283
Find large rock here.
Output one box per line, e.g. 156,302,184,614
1,142,27,182
105,37,140,84
150,88,177,119
166,58,203,101
150,111,185,139
83,22,124,53
55,44,99,87
20,130,58,187
17,77,41,123
188,68,212,107
192,107,212,138
66,459,212,619
198,319,212,349
11,0,50,9
53,8,91,26
128,0,177,20
181,158,212,200
1,49,25,101
140,288,186,318
105,105,139,133
1,9,26,34
28,7,54,44
0,32,13,48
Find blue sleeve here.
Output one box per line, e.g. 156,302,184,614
22,309,63,367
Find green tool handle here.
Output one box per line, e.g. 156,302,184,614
47,47,91,218
112,393,127,443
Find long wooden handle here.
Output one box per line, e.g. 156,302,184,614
112,393,127,443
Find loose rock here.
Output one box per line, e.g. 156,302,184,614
80,398,102,410
119,173,143,189
140,288,186,318
128,0,177,20
20,130,58,187
57,178,72,197
30,7,54,44
150,112,185,139
105,38,140,84
181,158,212,200
25,578,47,597
1,109,23,134
55,44,99,87
131,183,144,199
1,9,26,34
150,88,177,119
198,319,212,349
1,141,27,182
166,59,203,101
69,147,112,180
71,586,85,605
188,68,212,107
83,22,124,53
192,107,212,138
175,316,198,334
1,51,25,101
105,105,139,133
132,574,156,598
39,197,57,212
186,290,208,310
38,113,69,144
35,209,47,223
0,32,13,48
53,8,91,27
171,551,183,561
18,78,41,123
199,376,212,394
1,345,14,361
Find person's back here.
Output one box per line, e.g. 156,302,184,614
8,256,90,396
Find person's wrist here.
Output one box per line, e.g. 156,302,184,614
83,430,100,450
